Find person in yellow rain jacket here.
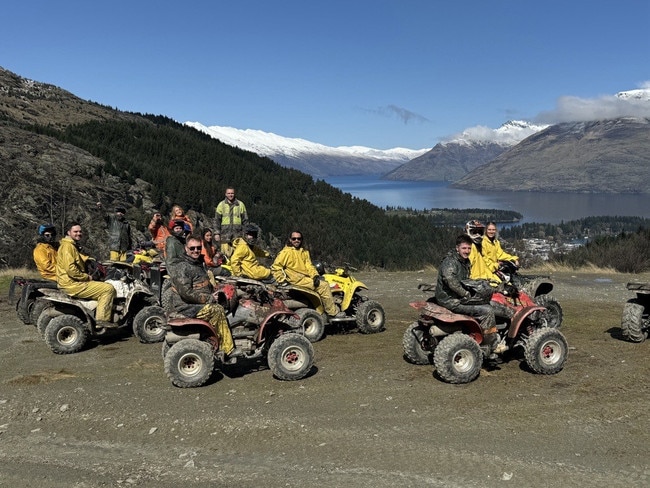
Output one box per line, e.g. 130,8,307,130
271,231,344,318
481,221,519,273
230,225,274,282
55,222,116,327
465,220,501,283
33,223,59,281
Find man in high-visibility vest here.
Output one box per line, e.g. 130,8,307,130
214,187,248,258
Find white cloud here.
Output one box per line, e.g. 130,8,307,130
535,81,650,124
361,104,430,124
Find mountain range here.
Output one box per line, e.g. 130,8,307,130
186,122,428,177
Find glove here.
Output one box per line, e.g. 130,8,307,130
313,276,321,288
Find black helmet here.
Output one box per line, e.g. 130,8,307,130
38,223,56,236
313,261,325,276
244,225,259,238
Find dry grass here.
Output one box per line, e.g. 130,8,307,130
526,262,619,274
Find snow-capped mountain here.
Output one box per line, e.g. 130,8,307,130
185,122,428,177
383,120,548,181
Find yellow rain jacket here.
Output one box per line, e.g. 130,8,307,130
271,245,318,286
469,244,500,283
481,235,519,273
33,242,58,281
230,237,271,280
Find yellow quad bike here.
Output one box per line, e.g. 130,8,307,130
279,263,386,342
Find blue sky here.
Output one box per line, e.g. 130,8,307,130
2,0,648,149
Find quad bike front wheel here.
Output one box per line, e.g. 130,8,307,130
621,299,648,343
356,300,385,334
44,314,89,354
267,333,314,381
402,322,434,365
164,339,215,388
29,299,52,327
524,328,568,375
132,306,167,343
534,294,563,328
16,296,34,325
37,307,62,337
433,333,482,384
295,308,326,343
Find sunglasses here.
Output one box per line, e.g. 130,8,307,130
290,237,302,241
188,246,202,251
43,233,54,237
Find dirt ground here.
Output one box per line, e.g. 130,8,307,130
1,269,649,488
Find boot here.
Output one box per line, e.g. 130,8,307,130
482,332,500,360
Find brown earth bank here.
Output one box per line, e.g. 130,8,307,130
1,270,649,488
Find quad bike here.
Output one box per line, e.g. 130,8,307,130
162,277,314,388
499,260,563,328
621,282,650,342
10,276,58,326
402,278,568,384
277,263,385,342
34,270,166,354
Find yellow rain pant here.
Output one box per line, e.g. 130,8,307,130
196,304,234,354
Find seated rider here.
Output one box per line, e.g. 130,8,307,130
33,223,59,281
165,220,188,269
167,234,241,360
271,231,346,318
435,234,500,357
55,222,117,328
465,220,501,283
230,225,275,283
481,221,519,273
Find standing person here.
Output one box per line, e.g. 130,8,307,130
148,211,171,254
165,220,187,268
482,221,519,273
435,234,499,356
97,202,132,262
33,223,59,281
230,225,273,282
168,235,240,360
56,222,116,327
214,187,248,258
168,205,193,234
271,231,344,318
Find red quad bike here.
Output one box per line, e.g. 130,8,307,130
162,278,315,388
402,277,569,384
621,282,650,342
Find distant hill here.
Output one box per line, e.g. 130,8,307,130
384,120,546,181
186,122,428,177
453,117,650,193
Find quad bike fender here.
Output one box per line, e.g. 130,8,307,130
39,288,97,318
122,280,154,310
258,310,300,342
324,273,368,311
414,301,484,343
508,305,546,338
166,316,220,351
283,284,326,314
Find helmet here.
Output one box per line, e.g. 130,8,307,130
465,220,485,243
244,225,259,238
38,223,56,236
313,261,325,276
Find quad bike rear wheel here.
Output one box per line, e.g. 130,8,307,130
534,294,563,328
164,339,215,388
29,299,51,327
295,308,325,343
44,314,89,354
621,299,648,343
356,300,385,334
402,322,434,365
524,328,568,375
37,307,61,337
433,333,482,384
16,297,34,324
132,306,166,343
267,333,314,381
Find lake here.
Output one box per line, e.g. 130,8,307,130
323,175,650,225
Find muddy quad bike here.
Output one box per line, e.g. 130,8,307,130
621,282,650,342
162,277,314,388
34,271,166,354
402,279,568,384
10,276,58,325
498,260,563,328
277,263,385,342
